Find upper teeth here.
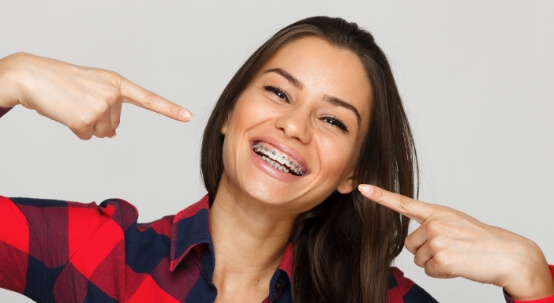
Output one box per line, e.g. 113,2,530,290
253,144,305,176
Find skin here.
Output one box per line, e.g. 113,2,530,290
211,37,372,302
0,48,552,301
358,184,554,300
0,52,192,138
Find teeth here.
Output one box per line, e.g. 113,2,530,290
253,143,305,176
269,150,278,160
261,155,290,173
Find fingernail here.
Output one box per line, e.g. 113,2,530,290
108,129,117,138
180,108,193,120
358,184,373,195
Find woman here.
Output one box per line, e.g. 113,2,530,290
0,16,552,303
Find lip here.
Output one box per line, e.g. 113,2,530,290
249,136,309,182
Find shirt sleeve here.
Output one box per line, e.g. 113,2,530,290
0,196,33,295
0,107,11,118
387,267,438,302
505,265,554,303
0,196,131,302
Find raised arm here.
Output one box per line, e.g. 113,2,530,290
0,52,193,300
0,52,192,138
358,184,554,302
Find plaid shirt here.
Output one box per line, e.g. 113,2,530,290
1,107,552,302
0,107,9,117
0,194,439,302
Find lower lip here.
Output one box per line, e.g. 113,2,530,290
249,147,304,182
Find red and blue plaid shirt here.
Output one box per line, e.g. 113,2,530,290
1,107,553,302
0,193,439,302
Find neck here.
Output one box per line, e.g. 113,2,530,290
210,175,295,298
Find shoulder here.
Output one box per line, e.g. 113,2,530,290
0,106,10,118
388,267,438,303
3,196,145,237
99,198,141,229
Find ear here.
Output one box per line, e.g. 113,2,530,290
221,119,229,135
221,113,231,135
336,172,356,194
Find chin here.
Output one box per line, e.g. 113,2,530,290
245,185,326,215
248,188,293,206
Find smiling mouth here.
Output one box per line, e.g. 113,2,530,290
253,143,306,176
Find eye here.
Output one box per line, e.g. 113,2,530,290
321,116,349,132
264,85,290,102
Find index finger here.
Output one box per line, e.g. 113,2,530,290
358,184,434,224
120,76,192,122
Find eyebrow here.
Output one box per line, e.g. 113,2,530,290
263,68,303,89
263,67,362,126
324,95,361,126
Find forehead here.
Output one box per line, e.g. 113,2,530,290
260,36,373,124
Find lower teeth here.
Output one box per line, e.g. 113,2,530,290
262,156,291,174
253,144,305,176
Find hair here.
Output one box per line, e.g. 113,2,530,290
201,16,417,303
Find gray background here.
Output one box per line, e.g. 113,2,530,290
1,1,553,302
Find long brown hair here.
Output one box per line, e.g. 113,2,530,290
201,16,417,303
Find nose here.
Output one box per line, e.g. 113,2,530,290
274,107,312,144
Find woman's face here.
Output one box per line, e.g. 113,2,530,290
220,36,372,215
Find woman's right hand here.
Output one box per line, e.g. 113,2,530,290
0,52,192,139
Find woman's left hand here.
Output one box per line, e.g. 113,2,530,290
358,184,554,300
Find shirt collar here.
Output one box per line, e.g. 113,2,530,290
169,195,212,271
169,194,294,284
277,242,293,282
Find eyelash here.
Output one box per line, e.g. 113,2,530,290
320,116,349,132
264,85,349,133
264,85,290,102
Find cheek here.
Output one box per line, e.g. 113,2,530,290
229,98,261,127
221,134,233,174
220,96,264,173
318,137,358,178
227,94,277,136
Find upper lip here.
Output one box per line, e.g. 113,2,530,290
250,136,309,174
